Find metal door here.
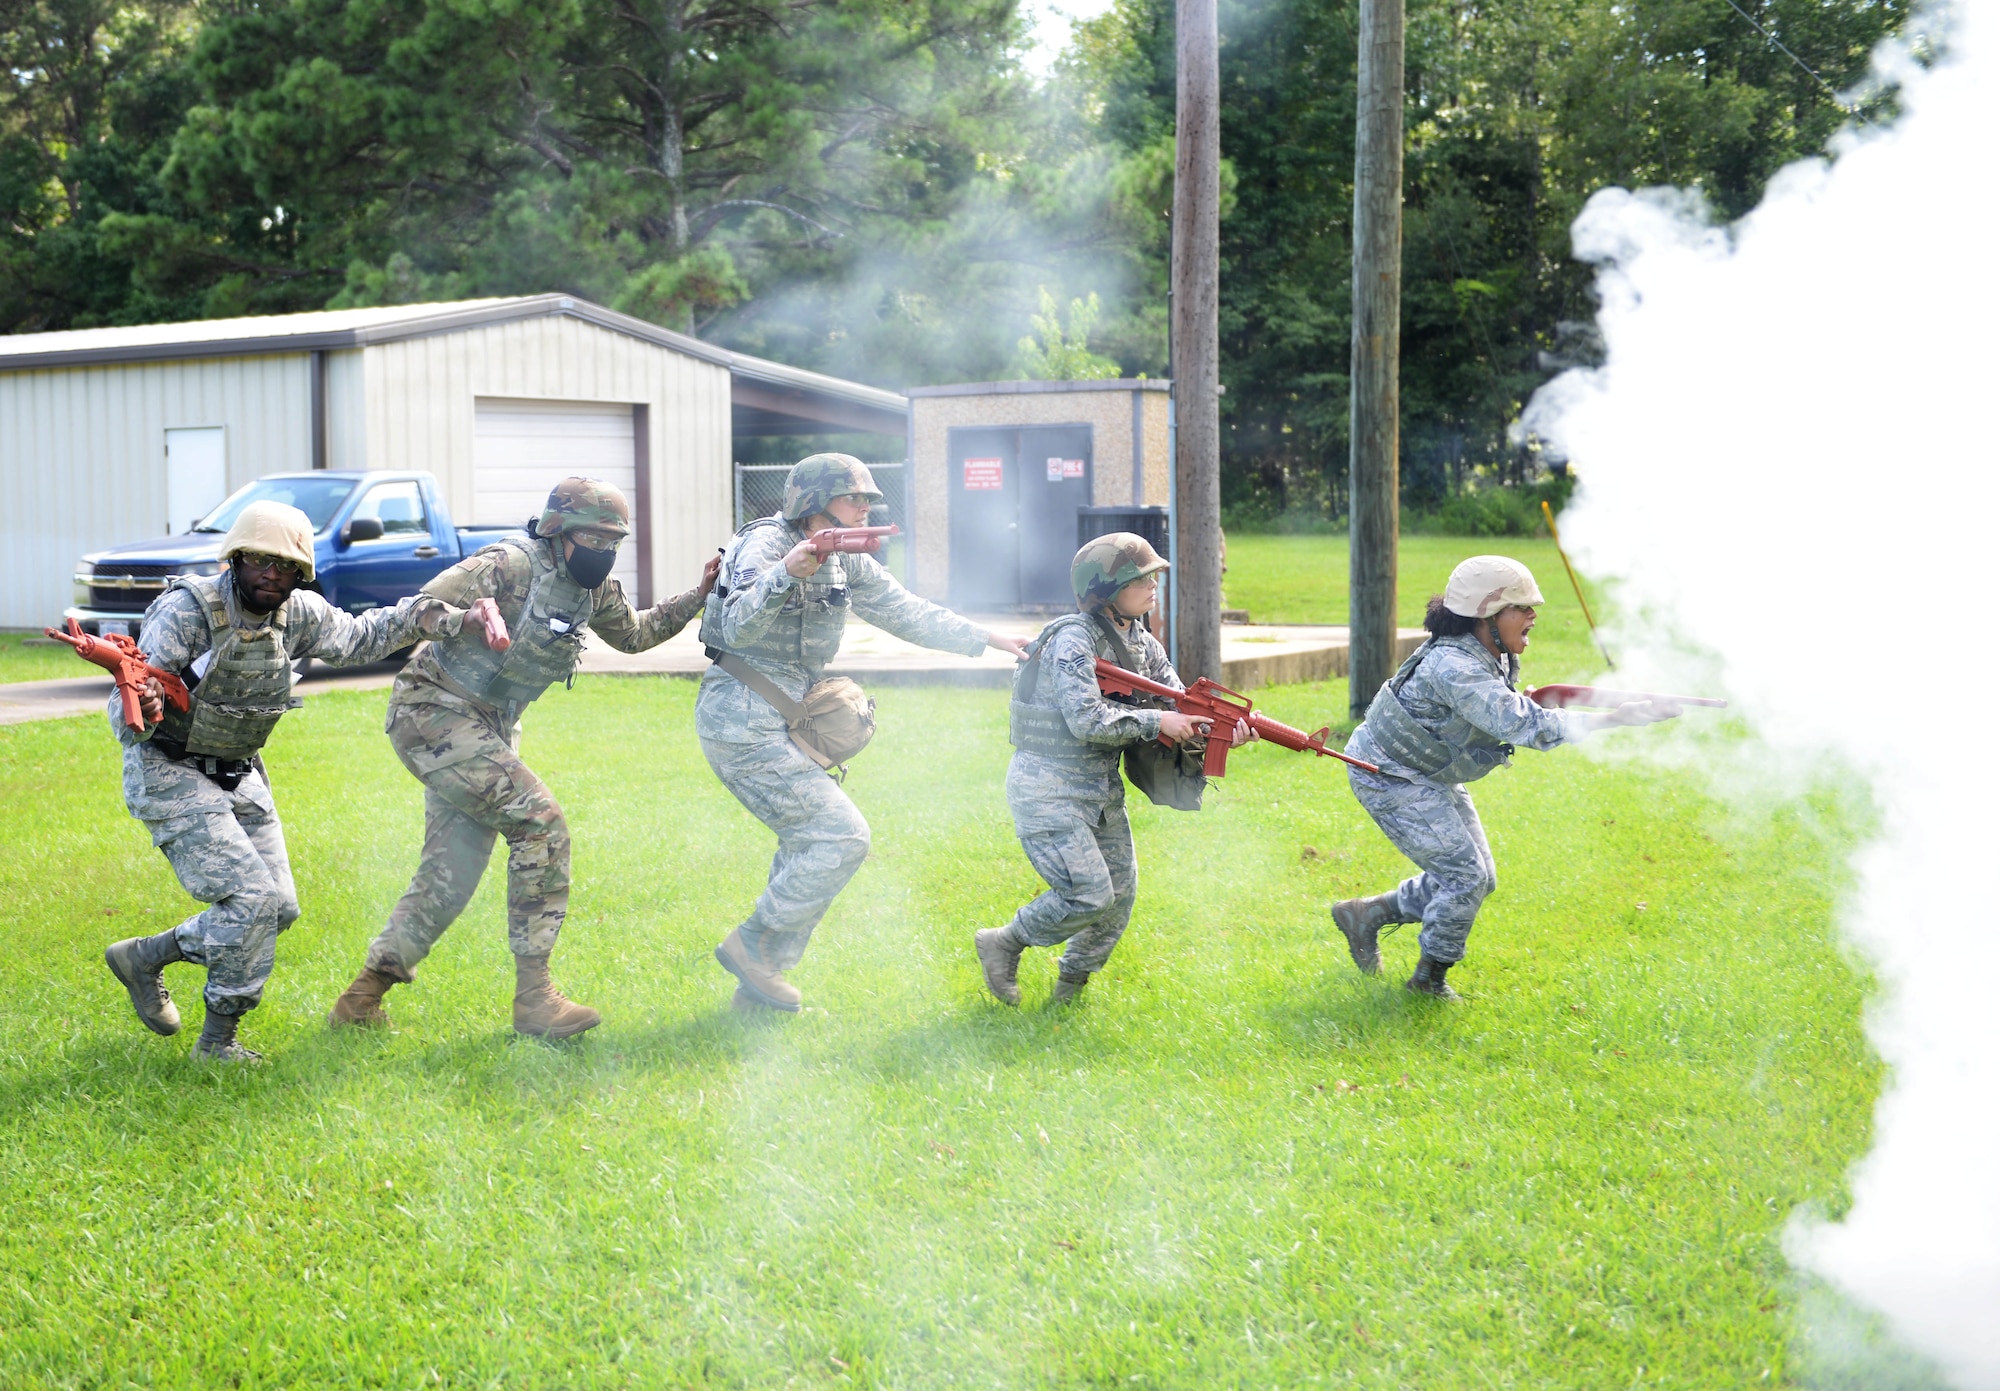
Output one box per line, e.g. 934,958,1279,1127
473,398,639,595
1016,425,1093,604
164,427,227,535
948,427,1020,608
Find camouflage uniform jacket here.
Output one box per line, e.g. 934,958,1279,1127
113,574,462,824
392,534,706,736
696,517,986,741
1010,613,1179,790
1345,633,1587,786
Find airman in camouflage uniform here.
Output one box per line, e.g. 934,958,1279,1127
326,477,719,1039
101,501,475,1063
974,533,1242,1007
699,453,1030,1012
1331,555,1677,1000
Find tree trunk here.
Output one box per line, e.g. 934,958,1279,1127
1347,0,1405,718
1172,0,1222,681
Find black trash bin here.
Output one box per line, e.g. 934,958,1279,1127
1076,505,1169,553
1076,505,1172,640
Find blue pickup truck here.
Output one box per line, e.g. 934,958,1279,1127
67,471,518,642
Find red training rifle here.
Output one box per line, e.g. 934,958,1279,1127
1094,660,1381,776
44,617,190,730
1527,685,1727,711
807,524,900,558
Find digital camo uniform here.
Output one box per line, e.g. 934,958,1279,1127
1340,632,1587,978
1004,613,1178,981
976,533,1179,1006
698,454,988,1007
333,478,709,1038
106,568,464,1052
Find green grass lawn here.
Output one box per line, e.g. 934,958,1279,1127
0,669,1879,1387
0,629,99,684
1224,534,1589,630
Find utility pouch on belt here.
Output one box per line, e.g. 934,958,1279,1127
1093,614,1207,812
708,649,875,779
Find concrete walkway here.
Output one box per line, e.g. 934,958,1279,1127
0,619,1425,725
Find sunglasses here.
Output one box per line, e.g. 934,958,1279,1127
237,551,304,580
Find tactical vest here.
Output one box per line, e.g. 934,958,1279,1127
699,516,852,672
1361,638,1516,782
153,575,298,759
433,535,595,713
1008,612,1143,762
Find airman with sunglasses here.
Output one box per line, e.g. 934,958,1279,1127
101,500,502,1063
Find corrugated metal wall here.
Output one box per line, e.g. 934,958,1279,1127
359,317,732,603
0,355,311,629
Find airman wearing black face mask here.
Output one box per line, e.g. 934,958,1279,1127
326,477,720,1040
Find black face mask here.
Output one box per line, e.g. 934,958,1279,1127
564,539,618,590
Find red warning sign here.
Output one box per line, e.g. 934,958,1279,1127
963,458,1003,490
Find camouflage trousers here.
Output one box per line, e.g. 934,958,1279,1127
121,743,301,1015
1004,753,1139,976
1347,767,1497,964
365,702,570,977
700,734,870,972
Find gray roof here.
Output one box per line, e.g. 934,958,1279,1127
905,378,1170,397
0,293,907,416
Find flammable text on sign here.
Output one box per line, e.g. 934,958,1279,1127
964,459,1003,490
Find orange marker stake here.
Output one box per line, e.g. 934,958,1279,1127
1542,498,1614,671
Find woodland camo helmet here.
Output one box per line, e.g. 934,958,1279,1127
1071,532,1170,610
782,453,882,523
535,477,632,540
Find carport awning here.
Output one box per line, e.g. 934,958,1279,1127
730,361,908,439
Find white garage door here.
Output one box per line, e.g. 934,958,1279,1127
473,398,639,595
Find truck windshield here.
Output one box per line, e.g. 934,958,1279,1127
193,477,358,535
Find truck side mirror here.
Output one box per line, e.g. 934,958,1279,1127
340,516,385,547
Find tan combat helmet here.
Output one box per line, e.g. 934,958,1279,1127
220,501,317,582
1442,555,1545,618
782,453,882,523
1071,532,1170,610
535,477,632,539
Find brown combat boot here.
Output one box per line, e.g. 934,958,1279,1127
512,955,601,1039
714,927,802,1012
328,966,401,1029
1330,890,1403,975
974,927,1025,1006
1048,969,1090,1005
105,929,183,1036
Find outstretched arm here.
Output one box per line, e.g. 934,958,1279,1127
587,554,722,653
845,555,998,659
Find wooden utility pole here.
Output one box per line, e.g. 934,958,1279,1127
1171,0,1222,680
1347,0,1405,717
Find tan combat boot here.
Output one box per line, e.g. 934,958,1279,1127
714,927,802,1012
105,929,183,1036
974,927,1025,1006
512,955,602,1039
328,966,402,1029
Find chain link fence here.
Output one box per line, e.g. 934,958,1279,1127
733,461,910,580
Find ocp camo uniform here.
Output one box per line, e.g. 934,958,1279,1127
102,503,467,1062
328,477,710,1039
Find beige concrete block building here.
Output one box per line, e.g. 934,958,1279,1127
905,379,1171,607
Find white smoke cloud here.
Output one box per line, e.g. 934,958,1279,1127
1522,3,2000,1386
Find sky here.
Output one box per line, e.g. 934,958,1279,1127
1021,0,1121,76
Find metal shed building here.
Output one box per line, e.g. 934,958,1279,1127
0,295,907,629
